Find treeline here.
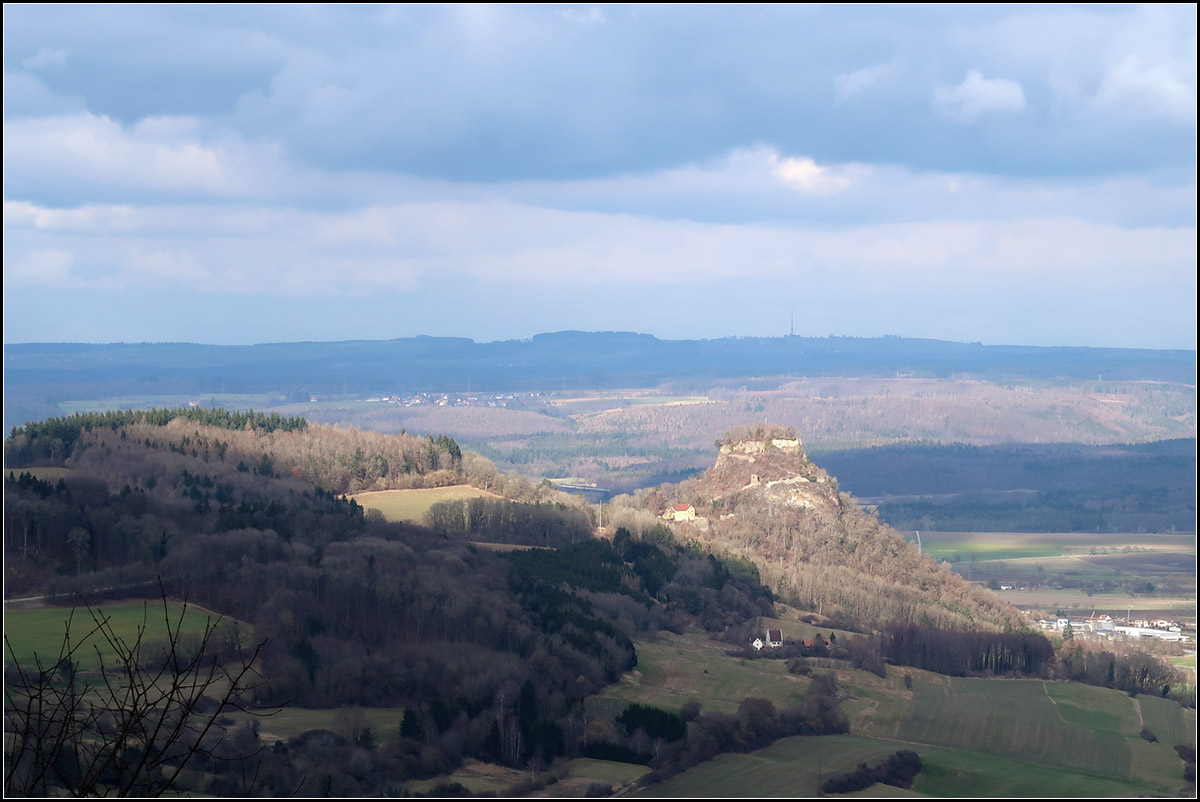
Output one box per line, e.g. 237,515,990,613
821,750,923,794
880,625,1187,704
501,528,774,633
425,497,593,547
580,678,849,784
1056,642,1185,701
884,625,1056,677
6,408,308,466
635,673,850,789
84,417,464,495
5,407,473,496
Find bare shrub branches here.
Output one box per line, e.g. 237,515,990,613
4,590,265,797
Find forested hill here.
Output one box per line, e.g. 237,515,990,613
6,333,1195,428
4,410,794,794
639,425,1023,632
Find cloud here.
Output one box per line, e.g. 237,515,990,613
558,7,604,26
6,198,1192,295
4,201,139,232
1090,55,1196,123
2,113,288,202
3,248,75,286
835,62,899,101
4,5,1194,181
1,6,1193,347
933,70,1027,120
21,47,67,69
2,69,83,117
771,155,853,195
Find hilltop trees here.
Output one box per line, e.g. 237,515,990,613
5,409,467,496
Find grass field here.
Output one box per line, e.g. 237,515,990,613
567,757,651,785
594,630,810,716
1137,694,1198,748
639,733,1159,798
906,530,1197,626
405,760,524,795
349,485,499,523
246,706,409,746
4,600,233,672
896,677,1136,776
922,542,1065,561
602,627,1193,797
911,530,1195,551
994,588,1195,616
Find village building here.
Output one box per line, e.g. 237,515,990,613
663,503,696,522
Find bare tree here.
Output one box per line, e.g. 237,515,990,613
5,591,266,797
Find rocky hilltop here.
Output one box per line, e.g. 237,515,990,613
705,430,841,517
663,425,1022,632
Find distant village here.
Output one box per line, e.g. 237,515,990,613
1033,613,1192,643
319,391,545,408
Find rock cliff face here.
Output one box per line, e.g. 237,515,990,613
705,436,841,516
668,427,1022,632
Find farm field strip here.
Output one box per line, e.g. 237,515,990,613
567,758,651,785
247,707,409,746
595,633,808,716
405,760,523,795
4,601,232,673
898,677,1135,778
349,485,501,523
1136,694,1198,747
602,629,1194,796
638,733,1163,798
910,531,1196,551
994,590,1195,612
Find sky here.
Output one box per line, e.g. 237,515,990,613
3,4,1196,349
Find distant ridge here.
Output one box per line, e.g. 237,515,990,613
5,333,1194,429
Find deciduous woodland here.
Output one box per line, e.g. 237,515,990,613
4,410,1192,796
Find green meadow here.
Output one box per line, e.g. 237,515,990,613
1137,694,1198,748
592,631,810,717
603,628,1193,797
912,531,1196,564
350,485,499,523
567,758,651,785
639,734,1158,798
247,706,410,746
4,600,229,673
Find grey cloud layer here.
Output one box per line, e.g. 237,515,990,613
2,4,1195,348
5,5,1195,180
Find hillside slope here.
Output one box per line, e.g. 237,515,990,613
652,425,1022,631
